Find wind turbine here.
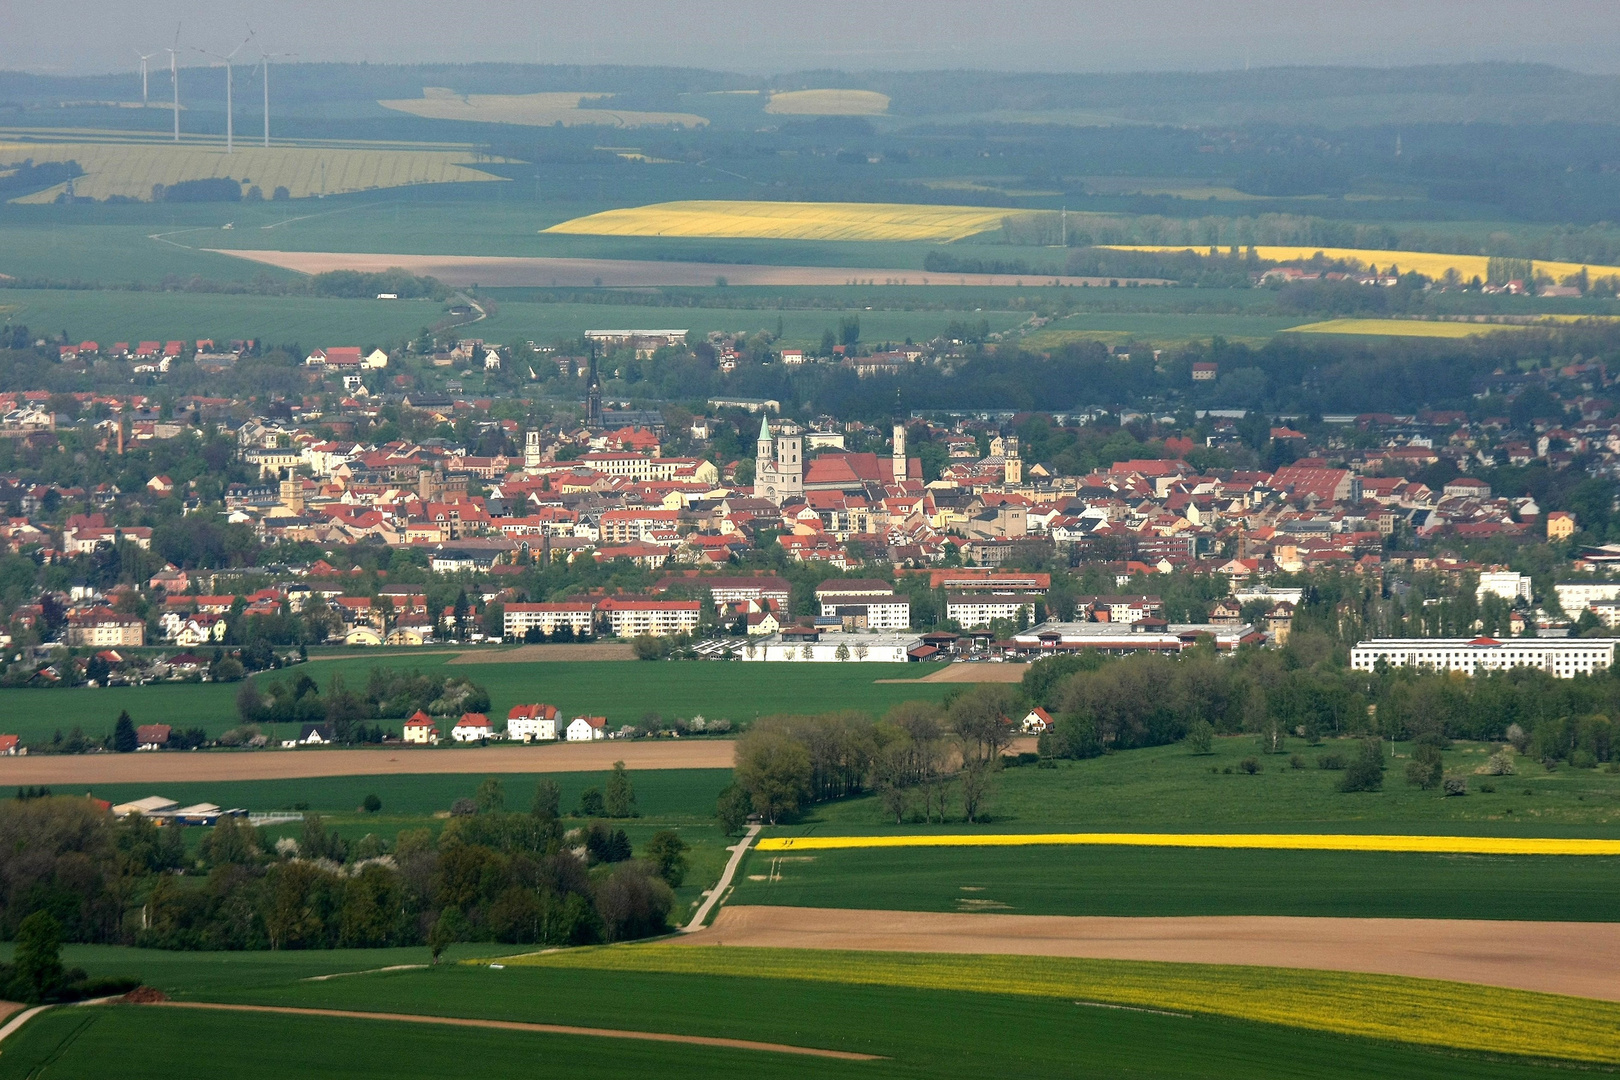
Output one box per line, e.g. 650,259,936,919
165,26,182,141
194,34,251,153
248,34,295,147
134,50,156,106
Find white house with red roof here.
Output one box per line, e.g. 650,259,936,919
507,703,559,742
451,713,495,742
566,715,606,741
1021,707,1053,734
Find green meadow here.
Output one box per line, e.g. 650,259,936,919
728,843,1620,922
0,655,943,745
0,957,1598,1080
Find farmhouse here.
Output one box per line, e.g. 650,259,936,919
135,724,170,751
567,715,606,741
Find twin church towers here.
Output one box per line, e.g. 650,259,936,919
753,416,911,505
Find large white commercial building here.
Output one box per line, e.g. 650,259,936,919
740,633,923,662
816,592,912,631
1350,637,1618,678
1008,621,1262,655
1555,581,1620,612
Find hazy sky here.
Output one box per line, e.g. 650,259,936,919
10,0,1620,76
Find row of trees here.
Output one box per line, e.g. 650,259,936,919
0,775,687,953
1023,641,1620,766
726,685,1021,826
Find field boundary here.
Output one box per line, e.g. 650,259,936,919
139,1000,881,1060
684,824,760,931
756,831,1620,856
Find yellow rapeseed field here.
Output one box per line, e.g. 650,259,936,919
1103,244,1620,283
543,200,1021,242
0,139,507,203
1285,318,1533,338
508,946,1620,1064
756,831,1620,855
378,89,707,129
765,89,891,116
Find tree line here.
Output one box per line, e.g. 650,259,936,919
0,772,689,957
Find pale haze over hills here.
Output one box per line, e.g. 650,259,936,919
7,0,1620,75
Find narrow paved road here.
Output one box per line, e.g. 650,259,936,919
685,824,760,932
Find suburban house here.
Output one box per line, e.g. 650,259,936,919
566,715,606,741
284,723,333,747
507,703,559,742
452,713,495,742
135,724,171,751
1021,707,1053,734
0,734,20,756
403,711,438,745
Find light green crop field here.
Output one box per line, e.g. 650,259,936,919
1024,311,1304,347
804,736,1620,830
728,843,1620,921
0,954,1599,1078
0,656,942,745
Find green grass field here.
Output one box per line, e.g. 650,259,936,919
1024,311,1304,347
804,736,1620,830
0,955,1597,1079
0,656,942,745
728,843,1620,921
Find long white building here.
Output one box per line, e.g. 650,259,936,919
740,633,923,662
1350,637,1618,678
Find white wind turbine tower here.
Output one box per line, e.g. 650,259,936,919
134,50,156,106
249,35,296,148
195,34,252,153
165,26,182,141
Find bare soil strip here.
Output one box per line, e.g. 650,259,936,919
141,1000,881,1060
447,644,634,663
680,906,1620,1002
0,740,734,785
876,664,1026,684
206,249,1116,289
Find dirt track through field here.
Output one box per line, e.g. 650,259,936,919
206,249,1125,289
0,740,734,784
877,664,1026,684
682,906,1620,1002
139,1000,880,1060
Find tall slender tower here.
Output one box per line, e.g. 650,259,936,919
585,344,602,429
524,429,541,469
892,421,907,482
1003,434,1022,486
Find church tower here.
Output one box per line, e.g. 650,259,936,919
585,345,602,429
1003,434,1022,486
524,430,541,469
892,421,907,482
753,416,802,504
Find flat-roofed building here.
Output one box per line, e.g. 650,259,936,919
1350,637,1618,678
503,601,597,639
946,593,1037,629
597,597,703,637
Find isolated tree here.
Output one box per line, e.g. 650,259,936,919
1405,744,1444,790
530,778,561,822
604,761,638,818
577,787,606,817
112,710,137,753
10,911,65,1003
362,793,383,814
1186,719,1215,755
475,776,506,814
642,829,690,886
453,589,470,641
1340,738,1386,793
715,783,752,835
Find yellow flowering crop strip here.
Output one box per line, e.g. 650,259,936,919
543,200,1023,242
508,945,1620,1064
755,832,1620,856
1102,244,1620,284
